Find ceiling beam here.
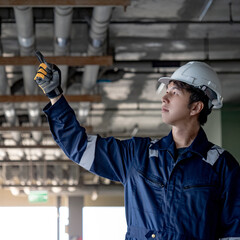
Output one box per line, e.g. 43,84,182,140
0,125,92,132
0,145,59,149
0,94,101,103
115,59,240,73
0,160,71,165
2,184,124,196
0,56,113,66
0,0,130,7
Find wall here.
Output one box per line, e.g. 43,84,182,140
84,195,124,206
222,104,240,162
0,188,124,207
203,109,222,146
0,188,68,206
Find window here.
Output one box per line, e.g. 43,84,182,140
83,207,127,240
0,207,68,240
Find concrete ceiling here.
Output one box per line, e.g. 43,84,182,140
0,0,240,196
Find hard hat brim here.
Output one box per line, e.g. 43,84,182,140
158,77,173,85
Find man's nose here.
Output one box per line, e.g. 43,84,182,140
162,92,169,103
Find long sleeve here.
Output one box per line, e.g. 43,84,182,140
43,96,136,184
218,151,240,239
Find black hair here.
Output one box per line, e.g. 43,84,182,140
170,80,212,125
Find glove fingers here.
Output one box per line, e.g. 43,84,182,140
34,64,53,81
38,68,52,79
34,71,52,82
35,50,46,64
39,63,53,73
34,72,44,81
35,78,47,86
34,50,62,98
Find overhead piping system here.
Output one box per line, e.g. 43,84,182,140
0,66,21,144
0,18,20,144
14,6,42,143
78,6,113,123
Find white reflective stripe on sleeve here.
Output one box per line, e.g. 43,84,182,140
149,139,159,158
149,149,158,158
202,144,225,166
79,135,97,170
219,238,240,240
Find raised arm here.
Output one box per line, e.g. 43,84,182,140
34,50,63,103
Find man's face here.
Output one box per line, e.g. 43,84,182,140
161,81,192,126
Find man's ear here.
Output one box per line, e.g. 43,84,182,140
190,101,204,116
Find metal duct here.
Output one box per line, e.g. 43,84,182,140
199,0,214,21
36,165,45,186
0,66,21,143
14,6,42,143
68,165,80,185
79,6,113,123
19,165,29,185
54,6,73,92
82,6,113,91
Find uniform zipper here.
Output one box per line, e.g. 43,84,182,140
137,169,165,188
183,184,217,190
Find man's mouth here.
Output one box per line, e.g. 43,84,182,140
162,106,169,112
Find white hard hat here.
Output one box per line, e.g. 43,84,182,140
158,61,223,109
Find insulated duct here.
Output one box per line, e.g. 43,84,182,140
79,6,113,123
14,6,42,143
54,6,73,92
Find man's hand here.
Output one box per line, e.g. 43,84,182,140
34,50,63,99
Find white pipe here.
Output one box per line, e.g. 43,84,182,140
14,6,42,143
79,7,113,123
54,6,73,92
82,6,113,91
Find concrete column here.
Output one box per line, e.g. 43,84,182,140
68,196,84,240
57,196,61,240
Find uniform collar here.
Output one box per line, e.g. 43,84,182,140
188,127,212,158
153,127,212,158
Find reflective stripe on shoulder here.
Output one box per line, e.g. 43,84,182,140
202,144,225,166
150,139,159,145
219,238,240,240
149,149,158,158
149,139,159,158
79,135,97,170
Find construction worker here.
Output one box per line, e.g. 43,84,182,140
34,51,240,240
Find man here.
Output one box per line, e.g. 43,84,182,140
34,51,240,240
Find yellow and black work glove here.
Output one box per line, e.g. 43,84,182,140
34,50,63,99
